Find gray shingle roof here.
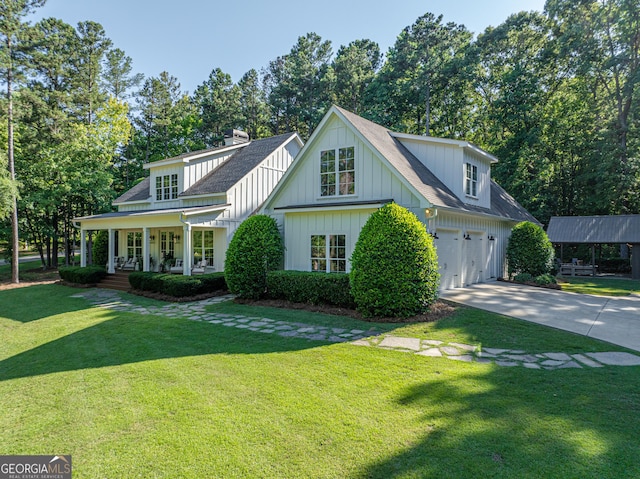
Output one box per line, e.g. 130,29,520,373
547,215,640,243
334,106,538,223
182,133,297,197
114,177,151,204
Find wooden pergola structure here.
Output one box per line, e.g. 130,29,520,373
547,215,640,280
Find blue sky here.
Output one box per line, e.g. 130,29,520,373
30,0,546,95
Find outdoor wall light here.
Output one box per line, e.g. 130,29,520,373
464,233,471,240
488,235,495,241
430,231,439,239
150,235,155,241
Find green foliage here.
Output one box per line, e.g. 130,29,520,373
128,272,227,298
224,215,283,299
599,258,631,274
534,274,557,285
92,230,109,267
59,266,107,284
506,221,555,278
513,273,534,283
265,270,355,309
350,203,439,318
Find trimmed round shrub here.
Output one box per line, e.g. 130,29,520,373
506,221,555,279
92,230,109,267
350,203,439,318
534,273,557,285
224,215,283,299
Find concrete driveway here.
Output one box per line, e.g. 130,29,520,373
440,282,640,353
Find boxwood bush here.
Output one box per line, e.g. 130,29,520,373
350,203,439,318
59,266,107,284
265,270,355,308
224,215,283,299
92,230,109,267
128,272,227,298
506,221,555,278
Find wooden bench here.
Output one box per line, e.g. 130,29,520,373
560,263,596,276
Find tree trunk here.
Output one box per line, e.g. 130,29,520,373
6,35,19,283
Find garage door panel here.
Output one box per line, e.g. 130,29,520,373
434,230,460,291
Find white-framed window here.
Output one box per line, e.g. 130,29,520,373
465,163,478,197
156,174,178,201
311,234,346,273
193,230,214,266
127,232,142,261
160,231,175,259
320,146,355,197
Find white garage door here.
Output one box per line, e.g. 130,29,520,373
464,232,485,286
434,229,461,291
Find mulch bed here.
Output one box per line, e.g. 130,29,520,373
234,297,456,323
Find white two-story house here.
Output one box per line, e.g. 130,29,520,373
75,130,303,275
260,106,538,291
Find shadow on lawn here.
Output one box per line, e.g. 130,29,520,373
0,284,88,323
358,367,640,478
0,310,322,382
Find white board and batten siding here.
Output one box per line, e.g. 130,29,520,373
398,138,491,210
221,139,298,225
183,150,236,191
271,117,420,210
283,210,376,272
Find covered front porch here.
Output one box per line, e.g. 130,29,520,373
74,205,230,276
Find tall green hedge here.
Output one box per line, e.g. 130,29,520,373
59,266,107,284
350,203,439,318
265,270,355,308
506,221,555,278
92,230,109,267
224,215,283,299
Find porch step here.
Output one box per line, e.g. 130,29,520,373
98,271,132,292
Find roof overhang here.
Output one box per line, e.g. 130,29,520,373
143,144,248,169
74,204,231,229
390,132,499,164
548,215,640,244
275,199,393,214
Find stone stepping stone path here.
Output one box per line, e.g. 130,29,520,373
71,289,640,370
352,336,640,369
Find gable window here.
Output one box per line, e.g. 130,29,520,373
311,234,346,272
320,146,355,196
156,174,178,201
465,163,478,197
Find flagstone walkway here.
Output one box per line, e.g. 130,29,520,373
71,289,640,370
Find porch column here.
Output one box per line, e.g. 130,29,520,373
143,227,150,272
107,228,115,273
80,229,87,267
183,224,192,276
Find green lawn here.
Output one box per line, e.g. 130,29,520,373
1,284,639,478
558,276,640,296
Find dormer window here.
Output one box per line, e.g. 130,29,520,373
465,163,477,197
156,174,178,201
320,146,355,196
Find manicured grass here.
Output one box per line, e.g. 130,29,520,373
1,285,639,478
558,276,640,296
